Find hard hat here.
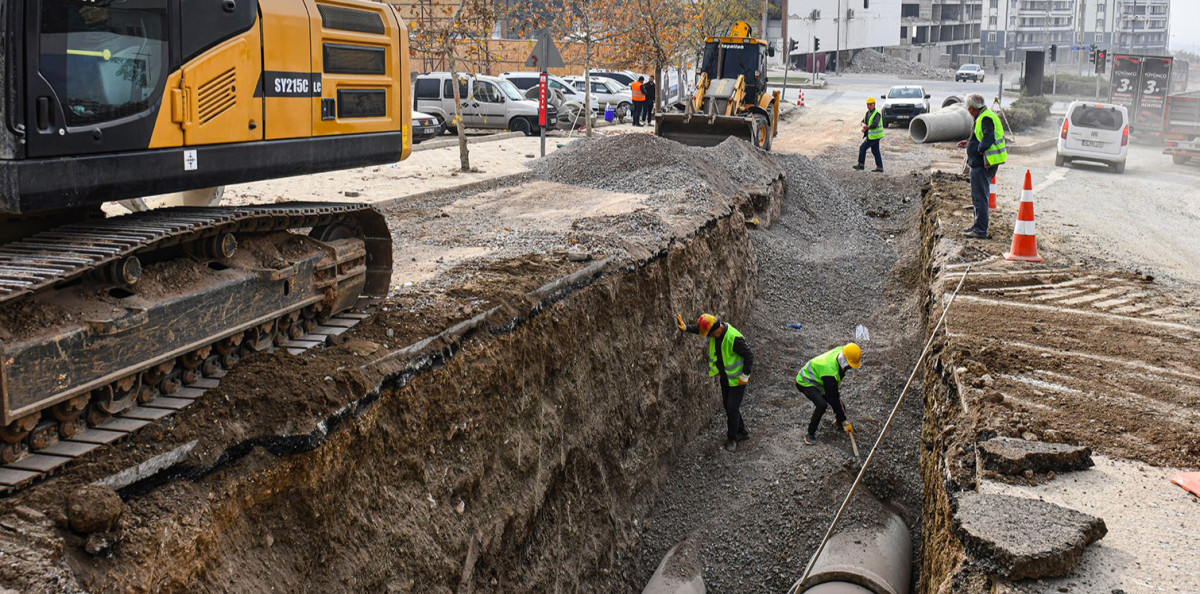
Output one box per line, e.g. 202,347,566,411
867,97,876,104
697,314,718,337
842,343,862,368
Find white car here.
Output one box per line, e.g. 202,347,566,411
564,75,634,118
1056,101,1129,173
880,85,931,127
956,64,985,83
499,72,599,112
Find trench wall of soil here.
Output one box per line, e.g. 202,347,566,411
914,175,990,594
44,182,784,592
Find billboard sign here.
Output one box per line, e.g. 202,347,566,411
1110,54,1141,109
1136,56,1173,129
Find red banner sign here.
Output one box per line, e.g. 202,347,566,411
538,73,547,127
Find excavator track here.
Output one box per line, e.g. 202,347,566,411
0,203,392,495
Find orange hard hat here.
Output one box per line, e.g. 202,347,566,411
697,314,718,337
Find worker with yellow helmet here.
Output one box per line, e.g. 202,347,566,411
795,343,863,445
854,97,885,172
675,313,754,452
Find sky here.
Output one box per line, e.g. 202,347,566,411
1169,2,1200,52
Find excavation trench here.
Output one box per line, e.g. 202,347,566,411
0,136,933,592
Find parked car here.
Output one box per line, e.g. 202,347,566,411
955,64,985,83
1056,101,1129,173
499,72,599,111
411,110,442,144
588,70,640,87
412,72,555,136
880,85,931,127
564,75,634,119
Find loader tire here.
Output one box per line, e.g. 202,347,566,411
751,115,772,151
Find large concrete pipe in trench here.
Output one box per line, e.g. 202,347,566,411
642,538,705,594
799,511,912,594
909,106,974,144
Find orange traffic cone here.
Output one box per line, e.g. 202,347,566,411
988,175,997,211
1005,170,1043,262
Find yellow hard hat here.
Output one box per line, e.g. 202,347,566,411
867,97,876,104
697,314,717,337
842,343,862,368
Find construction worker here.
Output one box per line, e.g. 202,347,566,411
631,76,646,127
675,313,754,452
957,93,1006,239
795,343,862,445
854,98,884,172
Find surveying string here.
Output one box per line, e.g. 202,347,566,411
787,264,973,594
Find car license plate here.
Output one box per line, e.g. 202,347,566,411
896,115,911,120
1081,140,1105,148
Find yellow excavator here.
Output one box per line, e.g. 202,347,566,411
656,21,780,150
0,0,409,486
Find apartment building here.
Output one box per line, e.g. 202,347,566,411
1082,0,1169,54
783,0,902,68
982,0,1169,60
894,0,983,67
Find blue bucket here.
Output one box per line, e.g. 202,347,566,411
604,105,615,122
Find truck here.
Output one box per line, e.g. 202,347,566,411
1161,91,1200,164
1108,54,1185,137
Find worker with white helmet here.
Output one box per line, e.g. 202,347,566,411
676,313,754,452
795,343,863,445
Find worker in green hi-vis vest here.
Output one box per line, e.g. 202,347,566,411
795,343,862,445
853,97,885,172
675,313,755,453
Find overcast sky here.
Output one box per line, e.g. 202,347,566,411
1169,3,1200,52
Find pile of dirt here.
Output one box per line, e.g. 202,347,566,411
846,48,955,80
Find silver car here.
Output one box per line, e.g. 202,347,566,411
412,72,556,135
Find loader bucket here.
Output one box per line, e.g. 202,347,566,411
655,113,754,147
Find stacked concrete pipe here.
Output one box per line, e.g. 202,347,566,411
798,511,912,594
910,95,974,144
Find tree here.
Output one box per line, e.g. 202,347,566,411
619,0,702,111
404,0,499,172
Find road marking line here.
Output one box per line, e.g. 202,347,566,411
1033,168,1068,193
1059,287,1132,306
977,277,1093,293
955,295,1200,334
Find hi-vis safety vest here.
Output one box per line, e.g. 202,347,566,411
865,109,884,140
796,347,844,394
631,81,645,101
975,108,1007,166
707,325,745,387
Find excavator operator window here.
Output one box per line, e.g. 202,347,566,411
38,0,168,127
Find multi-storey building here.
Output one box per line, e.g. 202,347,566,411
781,0,902,69
982,0,1169,60
1082,0,1169,54
894,0,983,67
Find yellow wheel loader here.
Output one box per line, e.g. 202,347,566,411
656,21,780,150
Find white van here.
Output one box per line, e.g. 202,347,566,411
412,72,556,135
499,72,599,112
563,76,634,118
1056,101,1129,173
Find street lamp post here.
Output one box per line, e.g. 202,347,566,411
836,0,841,73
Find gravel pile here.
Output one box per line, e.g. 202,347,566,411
634,148,929,592
846,48,955,80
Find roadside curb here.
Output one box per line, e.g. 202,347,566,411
374,172,531,210
1008,137,1057,154
413,131,523,152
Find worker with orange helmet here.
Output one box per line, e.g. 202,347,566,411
795,343,862,445
675,313,754,452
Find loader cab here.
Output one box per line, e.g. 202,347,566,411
698,37,768,103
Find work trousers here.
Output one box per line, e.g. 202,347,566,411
632,100,644,125
969,165,998,234
858,138,882,168
798,384,845,438
720,383,748,441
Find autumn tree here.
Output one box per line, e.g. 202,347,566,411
618,0,700,111
401,0,499,171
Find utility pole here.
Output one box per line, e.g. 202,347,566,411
835,0,841,73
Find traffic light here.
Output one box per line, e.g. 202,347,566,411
788,38,798,54
1096,49,1107,73
814,37,821,52
1049,44,1057,62
1089,44,1097,64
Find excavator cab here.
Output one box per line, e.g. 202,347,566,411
655,21,779,150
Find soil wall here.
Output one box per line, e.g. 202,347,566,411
0,168,784,593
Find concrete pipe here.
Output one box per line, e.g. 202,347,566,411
800,512,912,594
909,106,974,144
942,95,965,108
642,538,705,594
